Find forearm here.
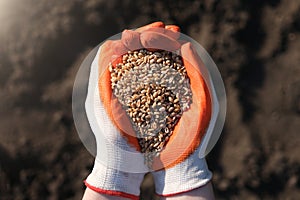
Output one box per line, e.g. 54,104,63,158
160,182,215,200
82,188,132,200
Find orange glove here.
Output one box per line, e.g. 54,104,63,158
97,22,211,170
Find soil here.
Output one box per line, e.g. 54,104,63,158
0,0,300,199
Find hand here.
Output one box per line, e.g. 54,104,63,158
84,40,147,200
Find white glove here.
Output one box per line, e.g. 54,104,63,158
149,28,225,197
84,46,148,199
152,147,212,196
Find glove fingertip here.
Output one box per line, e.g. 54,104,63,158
165,25,180,32
136,21,165,32
111,40,129,57
140,31,181,51
164,25,181,40
121,29,143,51
150,21,165,28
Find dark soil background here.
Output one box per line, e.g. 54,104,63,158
0,0,300,199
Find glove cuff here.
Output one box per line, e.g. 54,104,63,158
152,157,212,196
85,160,144,199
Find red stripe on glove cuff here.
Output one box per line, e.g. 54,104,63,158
84,180,139,200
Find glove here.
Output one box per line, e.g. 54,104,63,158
152,149,212,196
85,21,215,198
84,44,147,200
145,28,213,196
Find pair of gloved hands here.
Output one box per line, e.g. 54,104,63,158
84,22,213,199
